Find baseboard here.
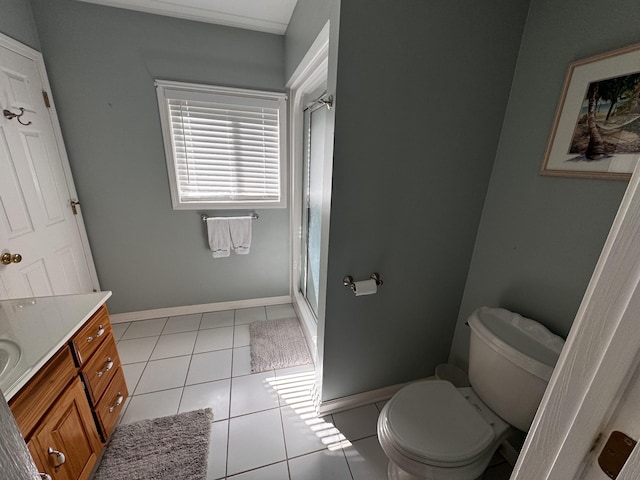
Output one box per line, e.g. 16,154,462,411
317,382,409,416
109,295,292,323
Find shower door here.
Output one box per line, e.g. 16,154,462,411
300,100,328,319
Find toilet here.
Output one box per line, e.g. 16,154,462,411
377,306,565,480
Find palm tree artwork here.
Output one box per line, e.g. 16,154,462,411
568,72,640,161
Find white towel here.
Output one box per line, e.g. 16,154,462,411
207,217,231,258
229,216,252,255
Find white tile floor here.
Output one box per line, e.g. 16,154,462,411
110,304,513,480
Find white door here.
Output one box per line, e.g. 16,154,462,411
579,363,640,480
0,34,98,298
511,157,640,479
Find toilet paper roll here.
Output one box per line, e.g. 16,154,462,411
354,279,377,296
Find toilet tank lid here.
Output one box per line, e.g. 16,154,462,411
468,307,565,381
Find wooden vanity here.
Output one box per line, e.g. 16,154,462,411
0,292,128,480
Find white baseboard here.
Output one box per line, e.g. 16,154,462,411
110,295,292,323
317,382,410,416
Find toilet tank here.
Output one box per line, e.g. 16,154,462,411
467,307,565,432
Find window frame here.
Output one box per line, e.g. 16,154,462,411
155,79,288,210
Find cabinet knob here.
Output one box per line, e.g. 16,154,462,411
109,392,124,413
86,325,105,343
47,447,66,471
97,357,114,378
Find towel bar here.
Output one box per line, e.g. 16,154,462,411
201,213,259,222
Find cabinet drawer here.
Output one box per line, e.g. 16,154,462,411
71,304,112,366
9,347,77,438
79,334,121,406
94,367,128,440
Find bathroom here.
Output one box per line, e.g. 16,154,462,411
2,0,640,478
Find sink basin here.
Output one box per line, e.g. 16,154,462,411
0,339,21,379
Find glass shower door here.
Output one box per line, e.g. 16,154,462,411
301,101,328,319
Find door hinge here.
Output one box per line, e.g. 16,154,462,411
42,91,51,108
598,430,637,479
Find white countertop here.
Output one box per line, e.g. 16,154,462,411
0,291,112,401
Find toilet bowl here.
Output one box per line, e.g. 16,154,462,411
377,306,565,480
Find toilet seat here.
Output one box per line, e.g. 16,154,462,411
382,380,495,468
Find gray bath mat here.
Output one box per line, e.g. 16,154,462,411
250,317,313,372
93,408,213,480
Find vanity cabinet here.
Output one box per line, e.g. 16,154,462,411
8,302,128,480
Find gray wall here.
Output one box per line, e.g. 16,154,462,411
0,0,40,50
448,0,634,369
30,0,290,313
316,0,530,401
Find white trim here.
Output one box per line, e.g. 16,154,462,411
512,159,640,479
292,297,318,369
286,21,333,408
74,0,293,35
317,381,410,416
109,295,291,323
286,22,331,90
0,33,101,292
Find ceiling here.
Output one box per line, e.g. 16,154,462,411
74,0,299,35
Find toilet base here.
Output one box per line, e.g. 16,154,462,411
387,460,483,480
388,460,420,480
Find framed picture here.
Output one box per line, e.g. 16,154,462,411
541,43,640,180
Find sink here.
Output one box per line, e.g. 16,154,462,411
0,338,21,379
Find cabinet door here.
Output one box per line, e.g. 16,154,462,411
30,377,102,480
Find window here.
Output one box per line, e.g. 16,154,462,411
155,80,287,209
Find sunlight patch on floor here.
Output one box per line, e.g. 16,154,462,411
266,371,353,451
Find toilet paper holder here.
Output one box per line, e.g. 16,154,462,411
343,272,383,293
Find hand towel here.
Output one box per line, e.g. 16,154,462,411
207,217,231,258
229,216,252,255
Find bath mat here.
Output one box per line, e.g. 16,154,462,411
250,317,313,372
92,408,213,480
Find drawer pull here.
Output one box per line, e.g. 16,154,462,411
86,325,105,343
47,447,66,471
97,357,114,378
109,393,124,413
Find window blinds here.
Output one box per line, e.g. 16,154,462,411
156,80,286,209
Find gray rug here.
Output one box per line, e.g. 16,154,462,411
250,317,313,372
93,408,213,480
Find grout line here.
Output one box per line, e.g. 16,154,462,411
176,322,201,413
224,308,238,479
226,460,288,479
277,407,293,480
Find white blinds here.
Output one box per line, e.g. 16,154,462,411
157,81,286,208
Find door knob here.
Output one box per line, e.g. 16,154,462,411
0,252,22,265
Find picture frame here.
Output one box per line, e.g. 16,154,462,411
541,43,640,180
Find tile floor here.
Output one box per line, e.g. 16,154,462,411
109,304,513,480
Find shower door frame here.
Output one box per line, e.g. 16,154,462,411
287,22,333,391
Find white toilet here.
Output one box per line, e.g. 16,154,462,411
377,306,565,480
